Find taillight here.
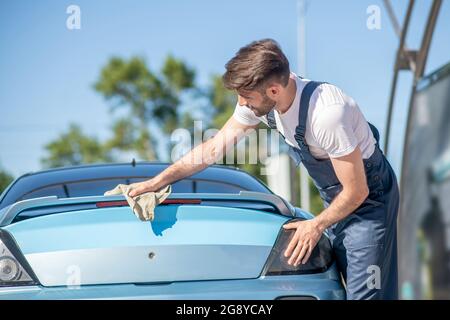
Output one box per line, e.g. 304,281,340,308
0,230,39,286
262,219,333,276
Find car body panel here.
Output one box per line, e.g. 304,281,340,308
4,204,288,286
0,269,345,300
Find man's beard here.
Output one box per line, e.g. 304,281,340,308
251,94,276,117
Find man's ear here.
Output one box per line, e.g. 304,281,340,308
265,84,280,100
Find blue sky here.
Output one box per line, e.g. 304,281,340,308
0,0,449,178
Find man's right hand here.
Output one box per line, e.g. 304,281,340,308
128,179,159,197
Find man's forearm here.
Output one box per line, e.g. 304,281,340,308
152,136,224,190
314,189,368,232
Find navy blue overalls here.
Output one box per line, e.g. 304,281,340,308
266,80,400,300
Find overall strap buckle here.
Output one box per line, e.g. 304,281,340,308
294,80,326,149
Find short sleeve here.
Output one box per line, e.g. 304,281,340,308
312,103,358,158
232,102,261,126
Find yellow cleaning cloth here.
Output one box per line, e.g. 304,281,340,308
104,184,172,221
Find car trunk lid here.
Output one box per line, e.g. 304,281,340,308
2,195,289,286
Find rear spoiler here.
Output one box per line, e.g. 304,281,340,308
0,191,295,226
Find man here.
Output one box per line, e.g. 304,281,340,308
128,39,399,300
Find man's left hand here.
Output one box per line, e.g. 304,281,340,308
283,219,323,266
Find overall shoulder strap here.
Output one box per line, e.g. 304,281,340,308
367,121,380,147
294,81,326,148
265,110,287,140
265,110,277,130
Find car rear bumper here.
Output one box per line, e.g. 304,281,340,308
0,263,345,300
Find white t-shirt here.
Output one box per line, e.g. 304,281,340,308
232,72,376,159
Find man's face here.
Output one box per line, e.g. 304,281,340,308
238,89,276,117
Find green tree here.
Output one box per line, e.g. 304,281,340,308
41,123,112,168
0,169,14,194
41,55,197,168
94,55,195,160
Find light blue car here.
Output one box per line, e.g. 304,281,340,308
0,162,345,300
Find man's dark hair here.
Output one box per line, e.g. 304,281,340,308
222,39,290,93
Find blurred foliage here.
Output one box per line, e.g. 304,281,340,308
0,168,14,195
309,178,325,215
104,118,137,151
41,55,197,166
162,55,196,92
208,75,236,129
93,55,196,160
41,123,112,168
